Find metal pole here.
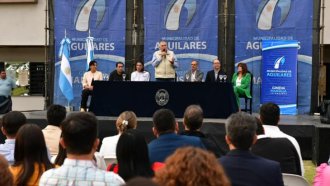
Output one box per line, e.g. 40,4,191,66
44,0,49,110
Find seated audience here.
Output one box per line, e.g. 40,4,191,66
109,62,128,81
80,60,103,112
219,112,284,186
10,124,55,186
205,59,226,82
0,111,26,164
184,60,204,82
100,111,137,159
0,154,13,186
108,130,162,181
251,117,301,175
125,177,158,186
260,102,304,175
314,163,330,186
148,108,205,163
180,104,227,157
42,104,66,156
39,112,124,186
154,147,230,186
231,63,252,107
131,61,150,81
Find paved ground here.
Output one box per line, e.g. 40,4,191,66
12,96,45,111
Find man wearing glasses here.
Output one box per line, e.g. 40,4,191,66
184,60,204,82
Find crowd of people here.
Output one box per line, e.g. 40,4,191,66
1,101,327,186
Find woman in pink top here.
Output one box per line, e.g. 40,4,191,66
314,163,330,186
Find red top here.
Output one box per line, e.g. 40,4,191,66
107,162,164,173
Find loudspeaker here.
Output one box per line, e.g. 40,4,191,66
313,126,330,165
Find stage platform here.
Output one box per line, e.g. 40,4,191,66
0,111,329,165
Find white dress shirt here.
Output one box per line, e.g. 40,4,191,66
130,71,150,81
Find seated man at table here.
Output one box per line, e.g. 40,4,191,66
148,108,205,163
109,62,129,81
184,60,204,82
80,60,103,112
205,59,226,82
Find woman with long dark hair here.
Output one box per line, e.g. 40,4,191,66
10,124,55,186
108,129,162,181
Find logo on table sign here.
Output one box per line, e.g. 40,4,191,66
74,0,106,31
256,0,291,30
274,56,285,69
164,0,197,30
155,89,169,106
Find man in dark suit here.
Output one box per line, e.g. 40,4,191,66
205,59,226,82
184,60,204,82
219,112,284,186
148,108,205,163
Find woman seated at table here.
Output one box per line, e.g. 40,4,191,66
131,61,150,81
231,63,252,108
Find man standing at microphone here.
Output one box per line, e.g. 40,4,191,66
151,40,178,82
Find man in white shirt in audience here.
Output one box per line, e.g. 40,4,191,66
0,111,26,164
42,104,66,157
39,112,124,186
259,102,304,176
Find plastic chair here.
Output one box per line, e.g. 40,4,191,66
282,173,309,186
239,72,253,114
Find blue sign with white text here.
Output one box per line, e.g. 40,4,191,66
144,0,219,81
235,0,313,114
261,40,298,115
53,0,126,110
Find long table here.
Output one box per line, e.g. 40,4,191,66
89,81,238,118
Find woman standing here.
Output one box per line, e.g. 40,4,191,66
232,63,252,108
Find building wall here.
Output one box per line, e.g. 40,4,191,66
0,0,46,46
323,0,330,44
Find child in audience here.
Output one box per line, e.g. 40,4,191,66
10,124,55,186
100,111,137,159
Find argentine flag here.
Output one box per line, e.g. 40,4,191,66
58,37,74,103
86,36,94,71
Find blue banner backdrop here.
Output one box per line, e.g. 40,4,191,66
54,0,126,110
261,40,298,115
144,0,219,81
235,0,313,114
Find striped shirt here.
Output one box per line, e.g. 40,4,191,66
39,159,124,186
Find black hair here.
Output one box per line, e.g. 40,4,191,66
1,111,26,136
260,102,280,126
116,129,154,181
47,104,66,127
152,109,176,134
116,62,124,67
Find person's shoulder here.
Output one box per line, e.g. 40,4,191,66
103,170,125,183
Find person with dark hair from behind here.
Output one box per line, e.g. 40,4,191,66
81,60,103,112
0,69,16,114
9,124,55,186
39,112,124,185
108,129,163,181
219,112,284,186
154,147,230,186
148,108,205,163
109,62,129,81
251,117,302,175
180,104,227,157
0,154,13,186
42,104,66,157
0,111,26,164
125,177,159,186
260,102,304,176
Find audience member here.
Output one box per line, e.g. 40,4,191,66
184,60,204,82
10,124,55,186
205,59,226,82
0,111,26,164
154,147,230,186
231,63,252,107
251,117,301,175
109,62,128,81
80,60,103,112
314,163,330,186
108,130,161,181
42,104,66,156
180,104,227,157
260,102,304,175
100,111,137,159
39,112,124,186
148,108,205,163
125,177,158,186
131,61,150,81
151,40,178,82
0,154,13,186
219,112,284,186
